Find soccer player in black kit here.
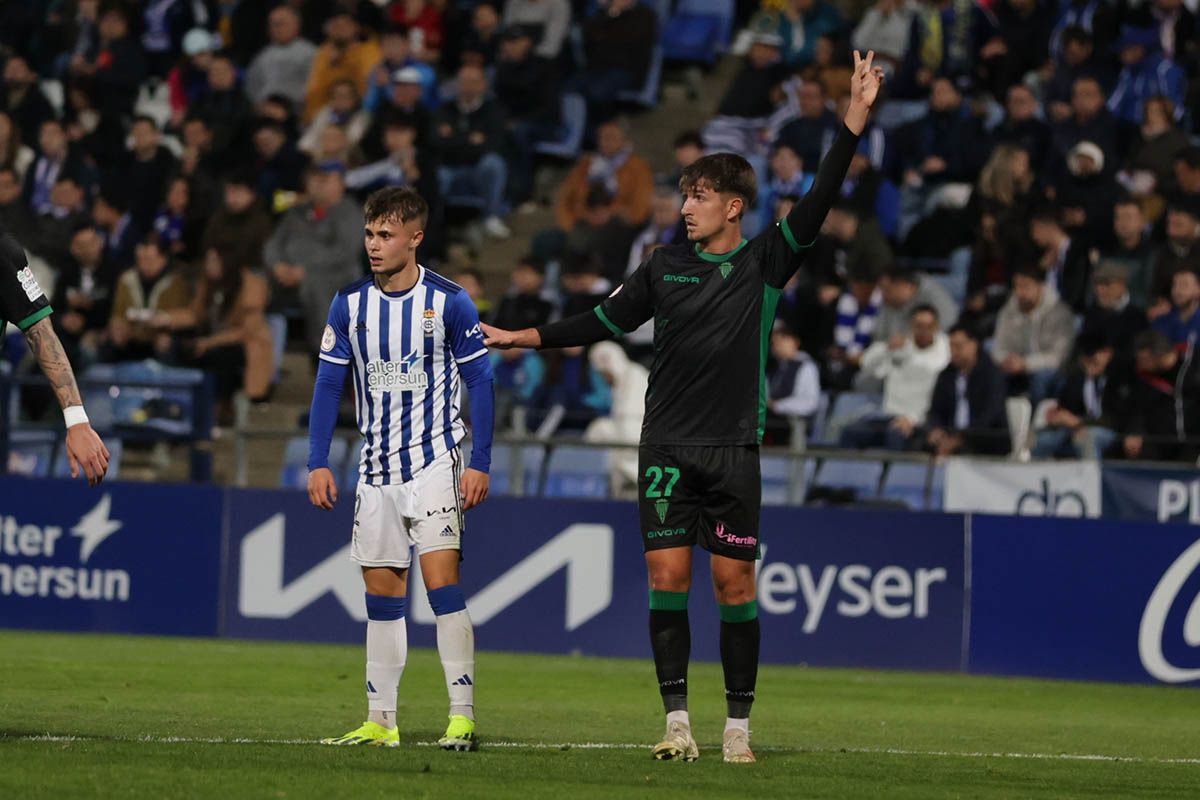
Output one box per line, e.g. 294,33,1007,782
0,231,109,485
484,52,884,763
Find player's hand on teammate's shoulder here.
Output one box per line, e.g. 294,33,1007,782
308,467,338,511
481,323,540,349
460,468,489,510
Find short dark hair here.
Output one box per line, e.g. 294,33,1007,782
1061,25,1091,47
516,254,545,275
364,186,428,226
884,264,919,284
679,153,757,213
1013,264,1047,283
673,130,704,150
131,115,159,130
1134,329,1173,357
138,231,168,254
454,266,484,284
910,302,939,320
1031,205,1062,227
1174,145,1200,170
1076,332,1110,357
948,321,981,342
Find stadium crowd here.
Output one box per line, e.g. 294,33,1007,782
0,0,1198,464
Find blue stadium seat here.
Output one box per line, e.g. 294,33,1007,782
534,93,587,160
280,436,347,489
53,438,123,480
817,392,878,445
811,458,884,499
880,461,943,510
661,0,733,64
7,430,56,478
488,444,545,496
542,445,609,499
762,455,812,506
618,46,663,108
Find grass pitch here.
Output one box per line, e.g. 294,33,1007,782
1,630,1198,799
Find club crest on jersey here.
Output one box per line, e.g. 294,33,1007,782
366,349,428,392
423,308,437,335
320,324,336,352
16,267,43,302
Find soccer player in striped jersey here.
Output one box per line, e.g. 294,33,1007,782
306,187,494,751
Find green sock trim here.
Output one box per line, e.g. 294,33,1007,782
719,600,758,623
649,590,689,611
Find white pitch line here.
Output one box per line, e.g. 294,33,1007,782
9,734,1200,766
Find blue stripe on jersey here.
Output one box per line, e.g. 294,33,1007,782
424,271,462,295
421,289,436,467
398,296,414,482
378,296,392,484
442,314,456,454
355,287,376,482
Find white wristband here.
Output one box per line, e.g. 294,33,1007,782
63,406,89,429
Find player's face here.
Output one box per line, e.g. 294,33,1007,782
681,184,738,243
364,217,423,276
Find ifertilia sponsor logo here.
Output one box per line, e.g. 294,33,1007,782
714,522,756,547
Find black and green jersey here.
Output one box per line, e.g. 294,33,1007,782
538,124,860,446
0,232,52,344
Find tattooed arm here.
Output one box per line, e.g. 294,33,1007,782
23,318,110,485
23,317,83,408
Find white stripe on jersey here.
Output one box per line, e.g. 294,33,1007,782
344,266,473,485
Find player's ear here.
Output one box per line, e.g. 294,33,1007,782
410,229,425,250
726,195,743,223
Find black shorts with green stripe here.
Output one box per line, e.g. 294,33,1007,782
638,443,761,562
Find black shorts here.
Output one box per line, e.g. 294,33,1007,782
637,443,761,562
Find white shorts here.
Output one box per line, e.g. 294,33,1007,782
351,447,465,568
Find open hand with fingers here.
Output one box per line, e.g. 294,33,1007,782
66,424,110,487
308,467,338,511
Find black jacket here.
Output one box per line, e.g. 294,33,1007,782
432,99,507,167
927,351,1011,455
495,55,560,126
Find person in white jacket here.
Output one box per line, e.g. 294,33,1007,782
841,304,950,449
992,265,1076,405
585,340,649,495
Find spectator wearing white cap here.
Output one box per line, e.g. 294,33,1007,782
246,6,318,112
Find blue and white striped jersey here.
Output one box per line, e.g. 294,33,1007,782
318,266,488,485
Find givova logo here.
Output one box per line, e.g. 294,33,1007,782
1139,537,1200,682
0,495,129,601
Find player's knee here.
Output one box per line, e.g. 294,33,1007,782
712,571,756,605
648,567,690,593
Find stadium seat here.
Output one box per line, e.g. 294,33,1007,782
542,445,609,499
661,0,734,64
53,438,123,480
534,93,587,161
280,436,347,489
809,458,884,500
488,444,545,496
617,46,663,108
6,430,57,478
817,392,879,446
875,179,900,239
762,454,812,505
880,460,942,510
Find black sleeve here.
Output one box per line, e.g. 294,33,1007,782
537,253,656,348
763,123,860,288
0,233,51,331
